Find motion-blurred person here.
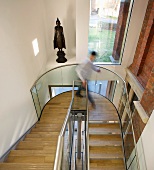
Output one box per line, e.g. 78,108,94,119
76,51,100,108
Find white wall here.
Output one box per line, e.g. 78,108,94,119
0,0,48,158
128,110,154,170
44,0,76,68
76,0,90,63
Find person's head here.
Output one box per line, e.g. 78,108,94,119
90,51,97,62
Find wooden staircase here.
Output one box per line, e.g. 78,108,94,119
89,93,125,170
0,92,72,170
0,91,125,170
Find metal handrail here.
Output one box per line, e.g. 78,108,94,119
53,81,75,170
85,82,90,170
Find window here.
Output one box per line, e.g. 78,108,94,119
32,38,39,56
88,0,133,64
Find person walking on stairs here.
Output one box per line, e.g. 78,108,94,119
76,51,100,108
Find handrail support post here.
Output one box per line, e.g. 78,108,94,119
77,113,82,159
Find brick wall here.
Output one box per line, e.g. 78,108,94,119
129,0,154,142
129,0,154,89
141,67,154,116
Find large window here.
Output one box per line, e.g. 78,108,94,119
88,0,132,63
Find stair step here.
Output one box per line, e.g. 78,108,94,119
89,127,121,134
90,158,124,165
26,132,59,138
90,153,123,159
90,162,124,170
16,141,57,150
31,126,62,132
24,137,57,141
89,146,123,154
89,140,122,146
35,123,62,127
29,131,60,135
6,155,54,163
89,134,122,141
10,150,56,156
89,123,120,129
39,119,65,124
0,163,53,170
41,114,66,118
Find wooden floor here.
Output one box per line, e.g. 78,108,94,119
0,91,125,170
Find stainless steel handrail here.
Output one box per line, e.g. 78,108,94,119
53,82,75,170
85,82,90,170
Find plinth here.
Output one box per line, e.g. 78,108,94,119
56,51,67,63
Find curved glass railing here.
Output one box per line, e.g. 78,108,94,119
30,64,140,170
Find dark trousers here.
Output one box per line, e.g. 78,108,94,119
76,82,95,104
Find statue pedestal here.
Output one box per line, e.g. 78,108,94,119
56,51,67,63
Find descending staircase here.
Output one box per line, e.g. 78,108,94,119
0,92,72,170
0,91,125,170
89,93,125,170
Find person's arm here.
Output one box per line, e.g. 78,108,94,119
91,63,100,72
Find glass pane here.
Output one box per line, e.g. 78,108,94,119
47,67,63,85
61,112,75,169
61,65,79,85
72,81,87,111
36,75,50,110
89,0,132,63
31,86,41,118
123,123,137,169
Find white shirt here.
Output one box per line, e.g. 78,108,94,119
76,58,99,82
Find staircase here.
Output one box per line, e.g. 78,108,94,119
0,92,72,170
89,93,125,170
0,91,125,170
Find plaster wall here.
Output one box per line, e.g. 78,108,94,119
127,110,154,170
0,0,48,157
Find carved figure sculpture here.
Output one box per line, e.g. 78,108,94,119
54,18,66,51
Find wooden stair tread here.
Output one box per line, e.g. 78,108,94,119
89,146,123,153
90,153,123,159
24,137,57,141
35,123,63,127
26,132,59,138
10,150,56,156
6,155,54,163
18,141,57,145
90,163,124,170
16,141,57,150
0,163,53,170
89,127,121,134
89,123,120,128
31,127,62,132
90,159,124,164
89,134,122,141
89,140,122,146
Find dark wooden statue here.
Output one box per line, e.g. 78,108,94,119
53,18,67,63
